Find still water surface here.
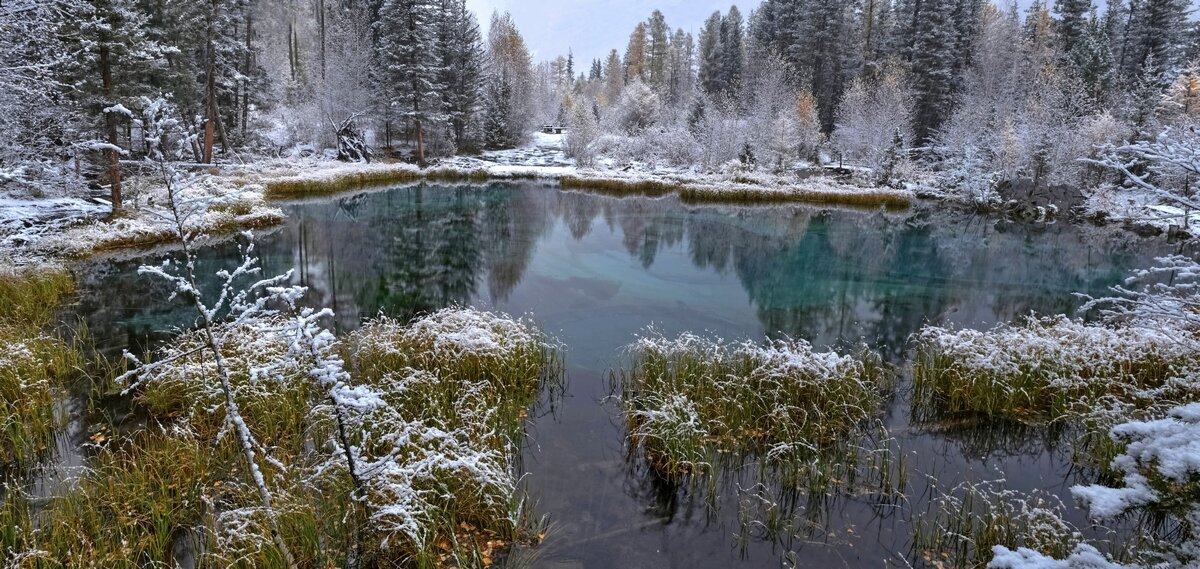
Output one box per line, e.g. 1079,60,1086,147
73,183,1180,568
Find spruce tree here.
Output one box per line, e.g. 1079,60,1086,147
911,0,957,141
1054,0,1093,55
377,0,445,163
437,0,484,153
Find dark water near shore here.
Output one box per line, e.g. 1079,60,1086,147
71,182,1182,568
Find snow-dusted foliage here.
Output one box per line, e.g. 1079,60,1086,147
343,308,563,555
1089,128,1200,227
831,67,914,179
914,316,1200,426
915,480,1107,568
617,330,891,475
988,544,1129,569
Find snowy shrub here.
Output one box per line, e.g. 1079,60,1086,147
565,100,600,167
616,330,892,476
604,79,662,135
831,68,914,179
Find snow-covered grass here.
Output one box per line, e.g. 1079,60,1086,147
565,170,914,207
913,316,1200,433
345,308,563,564
614,330,893,478
912,480,1098,569
14,307,562,567
0,265,81,471
0,175,285,262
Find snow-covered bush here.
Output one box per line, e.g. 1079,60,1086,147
831,68,914,180
914,314,1200,476
344,308,563,558
604,79,662,135
566,100,600,167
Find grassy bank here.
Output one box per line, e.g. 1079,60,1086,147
0,266,82,471
614,330,893,478
7,308,562,567
261,161,913,210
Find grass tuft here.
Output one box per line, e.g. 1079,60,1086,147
0,266,82,471
614,330,893,478
912,480,1088,569
913,316,1200,469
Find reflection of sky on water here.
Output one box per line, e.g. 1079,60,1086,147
71,183,1178,568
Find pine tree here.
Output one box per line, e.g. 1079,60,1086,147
74,0,163,211
647,10,671,92
720,6,746,98
698,11,725,96
437,0,485,153
602,49,625,106
377,0,445,163
911,0,958,141
482,11,533,148
666,29,695,107
1055,0,1093,55
1070,11,1115,104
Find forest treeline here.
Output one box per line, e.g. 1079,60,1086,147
0,0,1197,206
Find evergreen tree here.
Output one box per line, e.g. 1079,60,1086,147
666,29,695,107
482,11,533,148
698,11,725,96
603,49,625,106
647,10,671,91
720,6,746,98
437,0,485,153
911,0,958,141
1070,11,1115,104
1054,0,1093,55
376,0,445,163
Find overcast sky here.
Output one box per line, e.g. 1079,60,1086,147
464,0,748,65
464,0,1057,66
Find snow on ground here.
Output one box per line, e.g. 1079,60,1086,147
1085,184,1200,235
0,175,284,263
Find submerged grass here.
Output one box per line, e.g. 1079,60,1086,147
614,330,893,479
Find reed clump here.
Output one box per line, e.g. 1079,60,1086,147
263,164,423,198
913,316,1200,469
614,330,893,478
558,175,680,196
345,308,564,564
678,182,913,208
912,481,1088,569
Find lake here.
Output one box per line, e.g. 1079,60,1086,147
70,182,1181,568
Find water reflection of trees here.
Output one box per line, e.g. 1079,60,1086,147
75,183,1167,364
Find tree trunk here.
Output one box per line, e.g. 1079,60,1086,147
317,0,326,81
99,42,123,213
415,118,425,165
203,0,219,164
242,10,252,141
